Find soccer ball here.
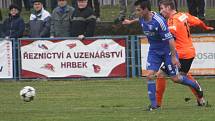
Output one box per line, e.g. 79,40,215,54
20,86,36,102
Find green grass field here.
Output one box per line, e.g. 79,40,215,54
0,78,214,121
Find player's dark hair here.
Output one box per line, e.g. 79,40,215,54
159,0,176,10
134,0,151,11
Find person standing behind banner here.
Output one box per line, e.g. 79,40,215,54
72,0,100,22
114,0,136,24
87,0,100,21
0,9,2,37
29,0,51,38
186,0,205,20
50,0,75,37
2,4,25,38
0,9,2,21
71,0,96,39
51,0,58,11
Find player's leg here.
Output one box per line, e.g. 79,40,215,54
171,74,203,99
164,54,202,98
179,58,199,98
156,65,168,107
170,71,203,100
146,70,158,109
187,73,206,106
179,58,205,106
145,51,162,110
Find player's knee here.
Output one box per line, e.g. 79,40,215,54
146,70,156,80
146,74,154,80
156,70,166,78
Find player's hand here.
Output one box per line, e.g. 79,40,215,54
122,19,133,25
171,56,181,68
206,26,214,31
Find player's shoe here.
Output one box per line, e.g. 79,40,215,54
197,97,206,106
146,105,160,111
192,80,204,98
197,98,212,107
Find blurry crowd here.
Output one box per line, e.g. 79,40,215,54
0,0,207,39
114,0,206,23
0,0,99,39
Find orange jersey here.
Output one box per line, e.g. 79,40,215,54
167,12,208,59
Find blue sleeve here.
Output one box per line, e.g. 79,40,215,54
156,18,173,41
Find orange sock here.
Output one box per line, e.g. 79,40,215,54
156,77,167,107
187,74,199,99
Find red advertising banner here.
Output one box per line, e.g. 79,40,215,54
20,38,126,78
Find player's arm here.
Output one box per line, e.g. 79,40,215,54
122,18,139,25
157,18,180,67
169,39,181,68
166,20,178,63
186,13,214,31
168,18,177,40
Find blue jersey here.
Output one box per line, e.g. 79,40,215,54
139,12,173,53
140,12,177,74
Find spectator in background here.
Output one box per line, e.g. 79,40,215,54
72,0,77,7
72,0,100,22
30,0,46,8
29,0,51,38
12,0,31,11
0,9,2,21
187,0,205,20
173,0,177,10
0,9,2,37
41,0,46,8
50,0,75,37
71,0,96,39
114,0,136,23
2,4,25,38
87,0,100,21
51,0,58,11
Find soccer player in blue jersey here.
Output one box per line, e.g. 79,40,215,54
123,0,203,111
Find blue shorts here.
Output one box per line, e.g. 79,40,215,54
146,50,178,76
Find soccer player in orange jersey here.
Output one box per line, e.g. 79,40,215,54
157,0,214,107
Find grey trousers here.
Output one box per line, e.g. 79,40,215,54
118,0,136,18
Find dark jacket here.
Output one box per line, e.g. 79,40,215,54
29,8,51,38
51,5,75,37
0,9,3,37
72,0,100,18
0,9,2,21
2,14,25,38
71,7,96,37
